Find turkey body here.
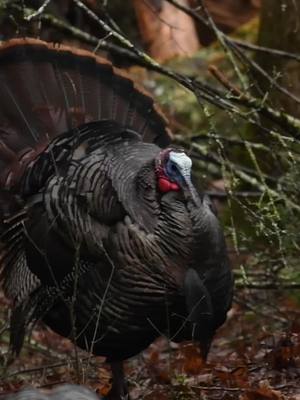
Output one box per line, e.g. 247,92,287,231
0,39,233,399
19,121,230,362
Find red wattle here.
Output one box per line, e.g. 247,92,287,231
158,178,180,193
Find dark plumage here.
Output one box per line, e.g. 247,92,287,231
0,38,233,400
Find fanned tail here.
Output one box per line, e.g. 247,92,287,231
0,38,171,189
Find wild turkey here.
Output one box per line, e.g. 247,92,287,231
0,38,233,399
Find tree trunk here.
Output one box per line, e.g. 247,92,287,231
256,0,300,118
190,0,260,45
132,0,200,62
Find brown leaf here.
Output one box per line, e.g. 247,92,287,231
215,365,249,387
179,343,205,375
241,381,286,400
143,388,170,400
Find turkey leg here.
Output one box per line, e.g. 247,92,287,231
107,361,129,400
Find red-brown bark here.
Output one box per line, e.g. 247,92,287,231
133,0,200,62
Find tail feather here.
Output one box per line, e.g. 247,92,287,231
0,38,171,189
0,190,40,307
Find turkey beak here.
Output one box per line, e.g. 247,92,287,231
180,174,201,207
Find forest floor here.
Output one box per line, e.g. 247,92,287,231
0,290,299,400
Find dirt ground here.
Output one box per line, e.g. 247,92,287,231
0,290,299,400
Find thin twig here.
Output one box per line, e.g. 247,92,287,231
25,0,51,21
191,385,244,392
209,65,243,97
73,0,160,67
233,39,300,62
205,191,263,198
226,39,300,105
4,356,94,379
235,282,300,290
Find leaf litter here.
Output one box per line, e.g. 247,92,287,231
1,292,299,399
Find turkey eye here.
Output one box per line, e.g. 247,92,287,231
171,164,178,173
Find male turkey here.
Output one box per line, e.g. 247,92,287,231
0,38,233,399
